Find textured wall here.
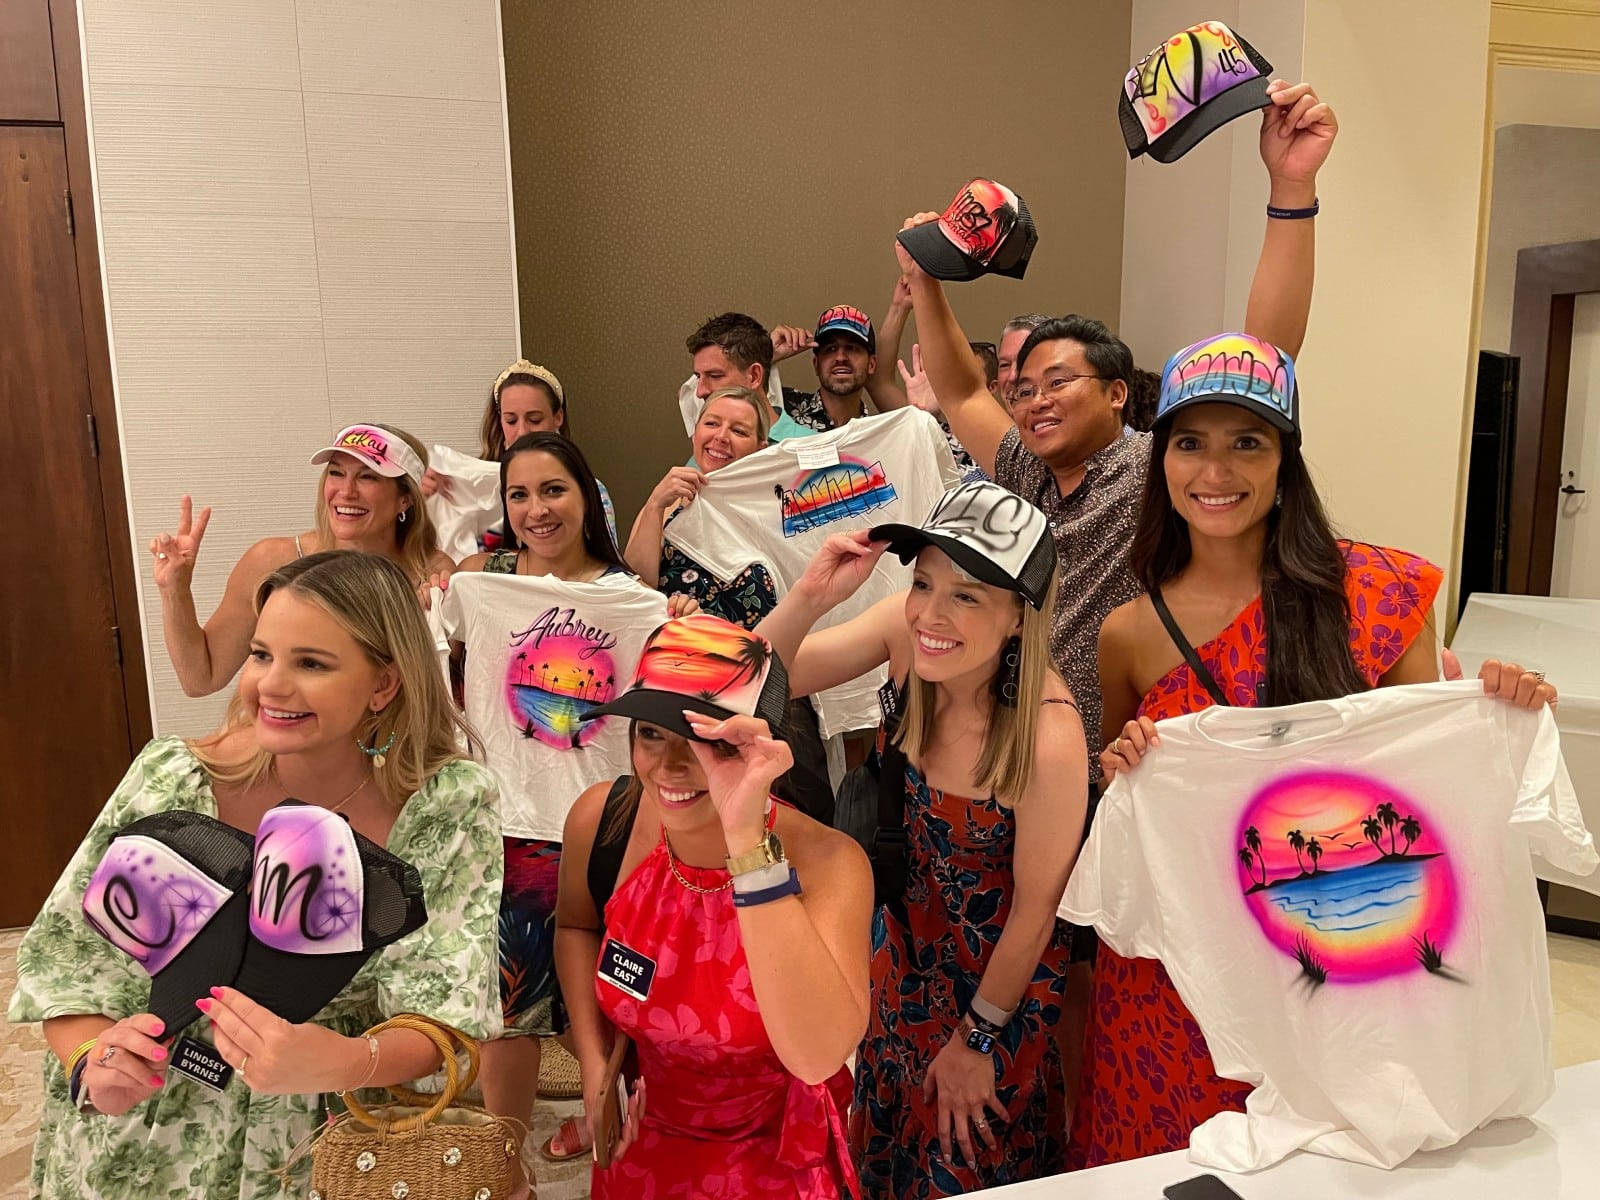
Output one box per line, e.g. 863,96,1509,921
502,0,1132,523
84,0,520,734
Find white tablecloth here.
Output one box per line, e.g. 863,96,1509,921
1451,594,1600,895
969,1058,1600,1198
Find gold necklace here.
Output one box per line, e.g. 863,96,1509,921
662,832,732,894
270,761,371,814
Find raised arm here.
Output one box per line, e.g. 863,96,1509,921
865,276,914,412
1243,80,1338,359
899,228,1014,476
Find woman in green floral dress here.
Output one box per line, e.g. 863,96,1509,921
8,551,504,1200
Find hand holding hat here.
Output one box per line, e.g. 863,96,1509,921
792,530,890,615
1259,79,1338,194
683,711,795,852
77,1014,171,1116
199,985,370,1095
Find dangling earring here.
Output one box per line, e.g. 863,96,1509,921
357,718,397,769
398,508,409,524
994,636,1022,708
1274,486,1283,508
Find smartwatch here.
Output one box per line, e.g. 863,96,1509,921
962,1023,996,1055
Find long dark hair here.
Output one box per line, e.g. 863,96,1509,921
499,432,631,574
1129,423,1368,705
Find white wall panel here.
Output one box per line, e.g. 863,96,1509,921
294,0,504,101
82,0,302,90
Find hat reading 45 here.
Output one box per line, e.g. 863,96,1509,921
1120,21,1273,163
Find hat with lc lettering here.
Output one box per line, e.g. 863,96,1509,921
1120,21,1274,163
871,480,1056,610
897,179,1038,282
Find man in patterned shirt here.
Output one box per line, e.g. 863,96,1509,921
780,303,881,432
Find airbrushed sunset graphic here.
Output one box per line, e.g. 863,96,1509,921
1235,771,1461,987
629,616,771,713
777,457,898,538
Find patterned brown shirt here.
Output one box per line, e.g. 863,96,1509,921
994,427,1151,782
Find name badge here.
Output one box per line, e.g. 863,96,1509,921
879,677,902,723
171,1034,234,1093
598,937,656,1002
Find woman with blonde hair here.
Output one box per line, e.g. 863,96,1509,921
8,550,503,1200
151,422,452,697
754,481,1088,1196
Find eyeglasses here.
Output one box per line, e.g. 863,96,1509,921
969,341,997,354
1009,373,1106,407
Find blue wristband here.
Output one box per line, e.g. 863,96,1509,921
68,1057,88,1108
1266,198,1319,220
731,866,802,907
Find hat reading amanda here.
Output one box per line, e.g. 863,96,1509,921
897,179,1037,282
230,801,427,1024
82,811,257,1037
871,481,1057,610
814,305,876,353
580,613,791,741
1120,21,1274,163
309,424,425,486
1156,333,1300,442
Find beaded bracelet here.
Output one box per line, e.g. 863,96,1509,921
352,1033,381,1090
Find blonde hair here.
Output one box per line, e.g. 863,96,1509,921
189,551,476,808
893,568,1060,807
698,386,771,445
313,422,439,583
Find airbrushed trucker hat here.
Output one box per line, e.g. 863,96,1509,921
309,423,426,486
82,811,257,1037
871,480,1057,610
231,801,427,1024
814,304,876,353
1120,21,1274,163
1156,333,1300,443
896,179,1037,282
580,613,791,741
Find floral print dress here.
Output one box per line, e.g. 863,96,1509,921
852,737,1072,1197
1069,543,1442,1168
8,736,504,1200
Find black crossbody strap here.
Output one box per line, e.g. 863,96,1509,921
1150,586,1230,707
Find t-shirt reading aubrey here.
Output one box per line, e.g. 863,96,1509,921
665,407,961,738
1059,681,1597,1172
438,572,667,840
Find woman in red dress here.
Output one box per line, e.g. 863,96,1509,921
554,613,873,1198
1083,333,1559,1168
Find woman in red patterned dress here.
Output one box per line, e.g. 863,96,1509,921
1081,333,1559,1168
553,613,873,1198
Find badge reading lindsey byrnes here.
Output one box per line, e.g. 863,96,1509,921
598,937,657,1002
171,1034,234,1093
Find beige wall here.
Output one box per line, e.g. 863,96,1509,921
1481,123,1600,353
84,0,521,734
502,0,1132,523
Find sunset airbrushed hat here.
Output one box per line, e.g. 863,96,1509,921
1156,333,1300,442
580,613,791,741
309,423,426,486
1120,21,1274,163
230,801,427,1024
896,179,1037,282
871,480,1057,610
81,811,257,1036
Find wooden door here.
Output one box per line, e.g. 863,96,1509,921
1,0,146,927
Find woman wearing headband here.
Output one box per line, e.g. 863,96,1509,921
554,613,872,1198
151,422,450,697
10,551,502,1199
1084,335,1558,1168
755,482,1087,1196
422,358,617,548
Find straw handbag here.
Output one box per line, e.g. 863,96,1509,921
307,1014,526,1200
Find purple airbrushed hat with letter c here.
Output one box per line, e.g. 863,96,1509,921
1120,20,1275,163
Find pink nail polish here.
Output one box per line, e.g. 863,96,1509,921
209,986,223,999
150,1075,164,1088
152,1046,168,1060
195,998,212,1013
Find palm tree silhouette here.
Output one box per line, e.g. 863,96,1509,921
1376,801,1400,855
515,650,527,685
1399,815,1421,855
1287,829,1307,875
1244,825,1263,878
1238,847,1262,887
1361,814,1384,853
1306,836,1323,876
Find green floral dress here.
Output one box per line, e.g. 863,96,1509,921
7,736,504,1200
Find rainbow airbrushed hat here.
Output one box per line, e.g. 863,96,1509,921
1156,333,1300,442
1120,21,1274,163
309,424,425,485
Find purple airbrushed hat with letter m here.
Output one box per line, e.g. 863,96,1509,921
1120,20,1275,163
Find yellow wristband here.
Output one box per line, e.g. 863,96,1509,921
63,1037,101,1075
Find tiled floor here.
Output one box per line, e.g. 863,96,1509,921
3,928,1598,1199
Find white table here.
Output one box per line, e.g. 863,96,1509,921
969,1059,1600,1197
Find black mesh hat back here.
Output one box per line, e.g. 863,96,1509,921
81,811,256,1037
231,800,428,1024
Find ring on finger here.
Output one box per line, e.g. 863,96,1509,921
97,1046,117,1066
973,1117,988,1129
1533,671,1547,683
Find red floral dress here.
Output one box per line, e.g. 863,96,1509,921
1068,543,1442,1168
593,811,858,1199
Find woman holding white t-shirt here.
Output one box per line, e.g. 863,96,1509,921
1087,332,1559,1169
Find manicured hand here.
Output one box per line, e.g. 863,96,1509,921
1442,648,1558,710
610,1077,647,1164
79,1014,168,1116
922,1032,1007,1167
149,495,211,592
683,712,793,851
1100,716,1161,783
1259,79,1337,194
417,562,456,610
666,593,701,619
200,987,365,1095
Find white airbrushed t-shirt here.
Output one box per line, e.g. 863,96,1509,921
425,445,502,561
437,572,667,841
1059,681,1597,1172
663,408,960,737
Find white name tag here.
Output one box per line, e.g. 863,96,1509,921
795,443,841,470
